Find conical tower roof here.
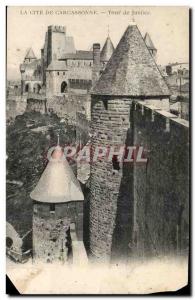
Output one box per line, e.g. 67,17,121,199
25,48,36,59
30,145,84,203
144,32,156,50
93,24,170,97
100,36,115,62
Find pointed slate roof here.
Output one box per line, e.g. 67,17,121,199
92,24,170,97
47,60,68,71
25,48,36,59
30,145,84,203
100,36,115,62
144,32,157,50
60,50,93,60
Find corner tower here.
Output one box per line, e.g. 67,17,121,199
88,23,170,263
100,35,115,64
20,48,42,95
46,25,76,66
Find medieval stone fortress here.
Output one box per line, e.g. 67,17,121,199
6,22,189,266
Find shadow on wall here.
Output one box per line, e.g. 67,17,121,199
110,122,134,263
83,183,91,253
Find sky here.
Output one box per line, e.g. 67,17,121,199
7,6,189,81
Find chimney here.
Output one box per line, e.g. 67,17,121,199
166,65,172,76
92,43,101,86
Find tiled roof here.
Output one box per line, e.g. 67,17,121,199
100,36,114,62
92,24,170,97
20,59,41,71
60,50,93,60
68,67,92,80
47,60,68,71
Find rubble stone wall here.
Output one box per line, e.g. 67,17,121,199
33,201,83,262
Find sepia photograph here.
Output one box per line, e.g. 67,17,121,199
5,5,190,295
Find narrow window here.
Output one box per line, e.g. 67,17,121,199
103,100,108,110
112,155,120,171
50,203,55,213
61,81,68,93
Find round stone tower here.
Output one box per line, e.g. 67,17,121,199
89,23,170,263
30,140,84,263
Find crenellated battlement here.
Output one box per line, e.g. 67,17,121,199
48,25,66,33
135,101,189,132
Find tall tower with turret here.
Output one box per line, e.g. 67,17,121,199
88,23,170,263
20,48,42,95
46,25,76,66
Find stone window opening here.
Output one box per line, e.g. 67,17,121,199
33,83,41,94
6,237,13,248
112,155,120,174
103,100,108,110
25,84,29,93
61,81,68,93
50,203,55,214
57,72,60,76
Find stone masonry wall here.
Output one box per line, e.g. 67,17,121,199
33,201,83,262
47,93,90,121
132,102,189,258
33,215,69,263
89,97,189,262
26,98,47,114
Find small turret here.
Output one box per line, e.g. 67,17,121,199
100,36,115,63
24,48,37,63
30,136,84,263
